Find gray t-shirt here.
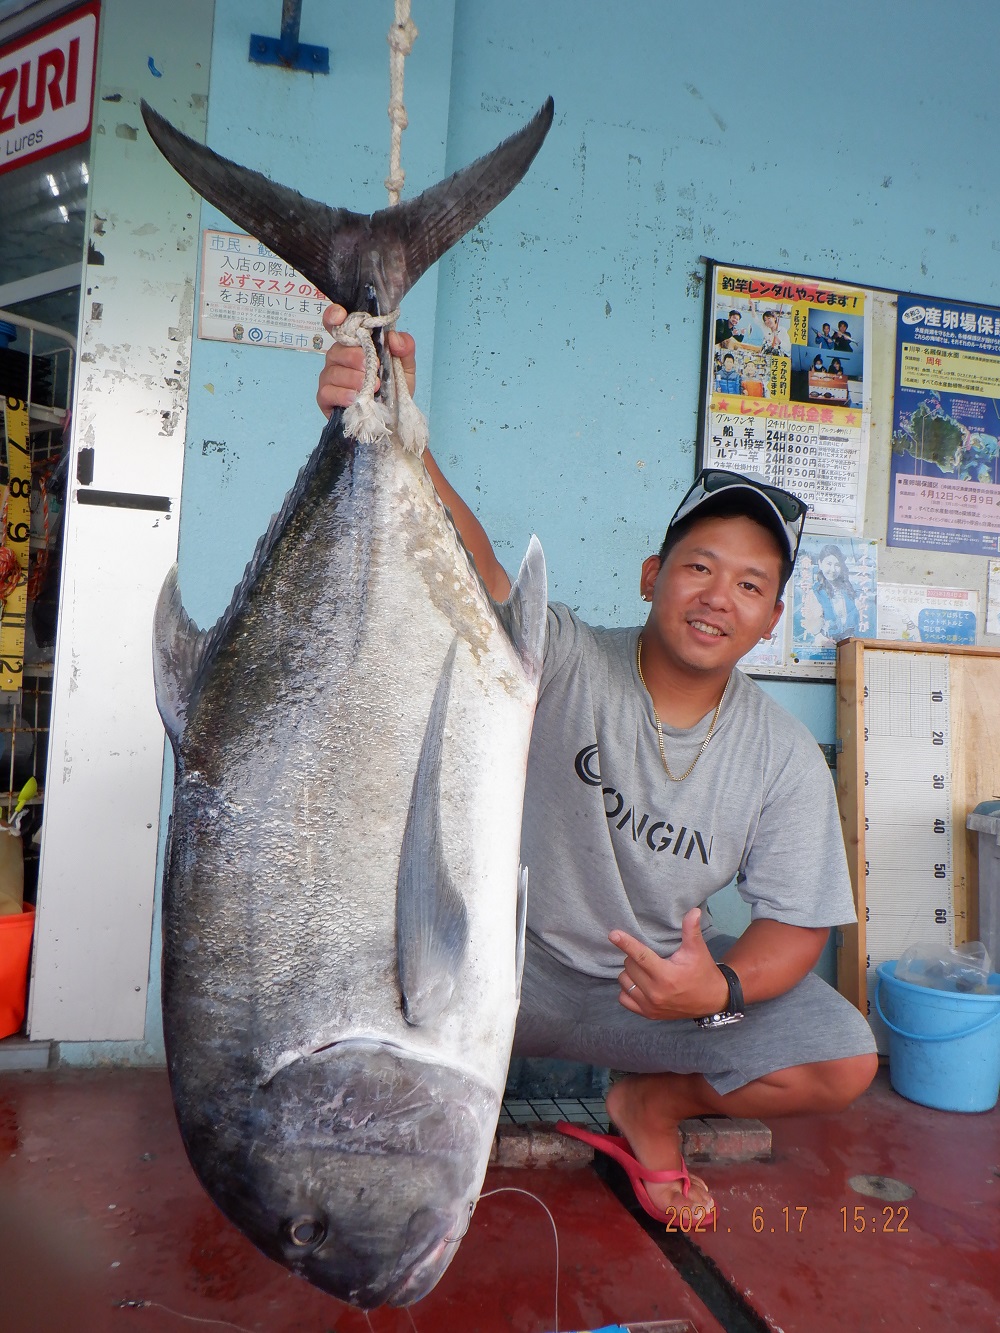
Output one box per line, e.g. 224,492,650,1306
520,603,856,979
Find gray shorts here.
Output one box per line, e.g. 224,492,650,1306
512,933,877,1095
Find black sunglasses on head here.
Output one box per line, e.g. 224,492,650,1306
671,467,808,561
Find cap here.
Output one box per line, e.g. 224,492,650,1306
666,467,808,566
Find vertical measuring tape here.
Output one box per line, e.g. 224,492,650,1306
863,649,952,1041
0,396,31,692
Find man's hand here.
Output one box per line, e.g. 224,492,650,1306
316,303,416,418
611,909,729,1020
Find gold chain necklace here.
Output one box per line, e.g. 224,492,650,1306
635,635,731,782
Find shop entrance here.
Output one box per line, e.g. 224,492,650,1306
0,2,90,1046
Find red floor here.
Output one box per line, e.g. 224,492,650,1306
0,1065,996,1332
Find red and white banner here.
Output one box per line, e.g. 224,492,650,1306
0,0,99,177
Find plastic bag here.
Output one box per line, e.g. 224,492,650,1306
895,941,998,994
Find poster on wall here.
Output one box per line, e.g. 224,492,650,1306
701,263,873,535
876,583,978,645
887,293,1000,555
198,230,333,351
738,535,878,679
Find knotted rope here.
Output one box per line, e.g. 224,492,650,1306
336,0,428,457
330,308,428,456
386,0,418,206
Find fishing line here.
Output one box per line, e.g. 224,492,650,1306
479,1187,561,1333
115,1299,254,1331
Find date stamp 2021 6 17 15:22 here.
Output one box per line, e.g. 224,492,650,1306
663,1204,910,1236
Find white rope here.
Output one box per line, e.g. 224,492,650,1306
334,3,427,454
330,307,427,455
386,0,418,205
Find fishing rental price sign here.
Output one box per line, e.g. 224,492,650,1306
699,262,875,678
700,262,873,537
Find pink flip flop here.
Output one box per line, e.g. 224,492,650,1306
555,1121,715,1226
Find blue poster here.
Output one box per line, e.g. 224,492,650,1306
888,294,1000,555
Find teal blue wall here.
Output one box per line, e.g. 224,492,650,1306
118,0,1000,1060
182,0,1000,721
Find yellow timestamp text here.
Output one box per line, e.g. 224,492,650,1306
662,1203,911,1236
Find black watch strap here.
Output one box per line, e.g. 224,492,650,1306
694,962,745,1028
717,962,744,1015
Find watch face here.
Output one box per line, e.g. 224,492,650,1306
696,1011,745,1028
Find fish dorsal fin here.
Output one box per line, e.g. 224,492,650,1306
495,534,547,686
140,98,554,313
152,565,212,751
397,638,469,1026
514,865,528,1002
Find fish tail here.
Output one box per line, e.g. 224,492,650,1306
140,98,554,314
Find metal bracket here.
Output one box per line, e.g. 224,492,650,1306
249,0,329,74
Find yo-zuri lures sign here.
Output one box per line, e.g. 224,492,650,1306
0,0,99,177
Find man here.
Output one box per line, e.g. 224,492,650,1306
714,309,745,348
832,320,854,352
317,309,878,1223
814,321,834,349
714,352,742,394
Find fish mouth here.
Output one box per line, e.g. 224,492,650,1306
175,1037,498,1308
258,1034,433,1087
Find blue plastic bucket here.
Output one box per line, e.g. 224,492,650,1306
875,961,1000,1112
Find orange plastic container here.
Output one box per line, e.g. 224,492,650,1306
0,906,35,1038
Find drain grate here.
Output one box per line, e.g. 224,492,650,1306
499,1096,609,1130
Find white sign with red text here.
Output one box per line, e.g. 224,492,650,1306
199,230,334,352
0,1,99,177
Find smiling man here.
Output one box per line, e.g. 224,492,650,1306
318,315,878,1226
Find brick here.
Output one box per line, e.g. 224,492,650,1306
493,1122,594,1168
680,1115,771,1162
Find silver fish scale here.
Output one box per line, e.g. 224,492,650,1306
164,431,536,1099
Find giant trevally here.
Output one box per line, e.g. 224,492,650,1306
143,98,552,1308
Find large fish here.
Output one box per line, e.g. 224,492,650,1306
144,99,552,1308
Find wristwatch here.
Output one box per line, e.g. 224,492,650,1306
694,963,745,1029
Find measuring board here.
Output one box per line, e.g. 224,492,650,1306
836,638,1000,1045
0,396,31,693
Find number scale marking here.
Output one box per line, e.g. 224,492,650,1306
863,650,952,1046
0,397,31,693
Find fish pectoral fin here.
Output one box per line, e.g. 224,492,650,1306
152,564,211,749
496,534,547,686
397,639,469,1026
514,864,528,1003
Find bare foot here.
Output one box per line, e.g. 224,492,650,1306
605,1075,716,1217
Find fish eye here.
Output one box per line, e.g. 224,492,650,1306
286,1215,327,1248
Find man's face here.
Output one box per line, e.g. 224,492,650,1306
728,312,740,329
641,514,784,678
723,355,735,369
